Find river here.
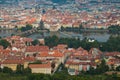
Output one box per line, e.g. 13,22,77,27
23,31,110,42
0,30,17,37
0,30,110,42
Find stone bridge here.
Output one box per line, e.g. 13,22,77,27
16,28,48,37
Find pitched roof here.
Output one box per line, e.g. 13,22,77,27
66,60,90,65
0,46,3,50
29,62,51,68
105,52,120,56
22,37,33,42
89,48,102,55
56,44,67,49
2,59,24,64
26,46,49,52
24,56,35,62
37,51,64,57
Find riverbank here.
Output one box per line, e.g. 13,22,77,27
0,29,120,42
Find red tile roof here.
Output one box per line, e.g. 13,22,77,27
26,46,49,52
22,38,33,42
29,62,51,68
0,49,11,55
57,44,67,49
11,36,21,40
0,46,3,50
37,51,64,57
24,56,35,62
89,48,102,55
105,52,120,56
66,60,90,65
2,60,24,64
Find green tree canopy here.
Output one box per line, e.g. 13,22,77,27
24,67,31,74
2,67,13,74
20,24,33,32
31,39,40,46
116,65,120,71
108,25,120,34
16,64,24,74
0,39,10,49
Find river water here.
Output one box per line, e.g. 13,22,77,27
23,31,110,42
0,30,110,42
0,30,17,37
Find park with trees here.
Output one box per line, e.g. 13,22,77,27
45,35,120,52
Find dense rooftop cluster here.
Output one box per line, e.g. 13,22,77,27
0,36,120,75
0,0,120,31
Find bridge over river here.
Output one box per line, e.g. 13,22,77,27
15,28,48,37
